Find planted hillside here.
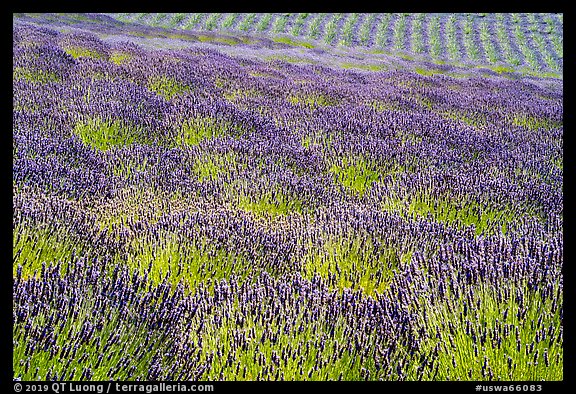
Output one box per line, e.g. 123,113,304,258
13,13,563,382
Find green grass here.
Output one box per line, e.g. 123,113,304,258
382,191,517,236
400,279,563,380
496,15,520,66
63,46,104,60
411,14,425,54
181,116,240,146
13,67,60,83
439,109,487,128
13,285,169,380
192,152,238,182
479,20,499,64
13,224,83,279
445,14,460,61
287,92,339,107
194,304,371,380
428,16,442,59
490,65,515,74
125,233,251,288
340,62,385,71
238,190,303,218
358,14,377,47
374,13,392,49
463,15,480,61
368,99,405,113
184,13,204,29
222,87,261,102
510,113,562,130
197,35,240,46
150,13,168,27
339,13,359,47
303,235,411,296
167,13,187,28
109,51,132,65
265,55,315,65
102,13,563,75
273,36,315,49
204,13,221,31
73,118,144,151
329,156,380,197
148,75,190,100
109,156,149,179
414,67,438,77
221,13,238,30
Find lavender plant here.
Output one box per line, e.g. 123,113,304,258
13,15,563,382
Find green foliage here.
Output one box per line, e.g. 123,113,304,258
358,14,377,46
340,13,359,47
197,306,368,380
392,14,407,51
382,192,517,236
303,235,411,296
101,13,563,75
204,13,221,31
168,13,187,28
340,62,385,71
290,13,309,36
184,13,204,29
510,114,562,130
238,190,303,218
73,118,143,151
126,233,250,288
13,67,59,83
272,13,290,34
148,75,190,100
411,13,425,54
414,67,437,77
13,224,82,279
439,109,487,128
192,152,237,182
109,51,131,65
63,46,103,60
273,36,315,49
180,116,235,146
330,156,380,197
445,14,460,60
307,13,326,40
375,13,392,48
491,65,515,74
13,285,168,380
479,21,499,63
255,14,273,32
150,13,168,27
238,13,256,32
287,92,338,107
428,16,442,59
402,279,563,380
324,13,343,45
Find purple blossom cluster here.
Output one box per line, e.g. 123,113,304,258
13,21,562,381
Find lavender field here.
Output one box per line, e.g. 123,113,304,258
109,12,563,77
13,13,563,381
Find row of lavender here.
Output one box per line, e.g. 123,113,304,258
13,22,563,380
111,12,563,74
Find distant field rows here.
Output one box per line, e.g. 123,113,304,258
108,13,563,74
